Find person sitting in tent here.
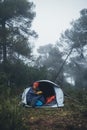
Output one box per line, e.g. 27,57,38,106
33,82,42,95
26,82,45,107
32,82,45,107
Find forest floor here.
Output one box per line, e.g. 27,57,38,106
21,104,87,130
1,87,87,130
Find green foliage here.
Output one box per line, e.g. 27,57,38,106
25,66,48,84
0,72,8,85
0,99,26,130
0,84,27,130
36,44,64,82
0,0,35,21
59,8,87,89
0,0,37,64
63,84,87,113
0,0,38,89
0,59,48,88
61,8,87,49
0,83,87,130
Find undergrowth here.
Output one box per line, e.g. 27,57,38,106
0,85,87,130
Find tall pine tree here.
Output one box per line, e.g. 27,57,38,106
0,0,37,64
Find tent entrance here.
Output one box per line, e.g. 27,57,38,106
38,81,55,100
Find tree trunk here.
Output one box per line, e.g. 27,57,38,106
2,20,7,64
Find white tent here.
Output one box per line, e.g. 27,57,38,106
21,80,64,107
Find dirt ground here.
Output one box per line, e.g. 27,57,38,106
22,107,87,130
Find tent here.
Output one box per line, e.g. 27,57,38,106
21,80,64,107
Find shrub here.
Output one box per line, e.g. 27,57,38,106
0,97,26,130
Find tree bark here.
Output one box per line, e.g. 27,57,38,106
2,20,7,64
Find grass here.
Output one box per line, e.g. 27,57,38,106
0,87,87,130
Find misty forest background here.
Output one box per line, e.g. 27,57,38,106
0,0,87,130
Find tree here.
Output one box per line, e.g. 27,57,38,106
60,8,87,88
36,44,64,85
61,8,87,57
0,0,38,87
0,0,37,64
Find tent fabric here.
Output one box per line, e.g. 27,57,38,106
54,87,64,107
21,80,64,107
22,87,30,105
